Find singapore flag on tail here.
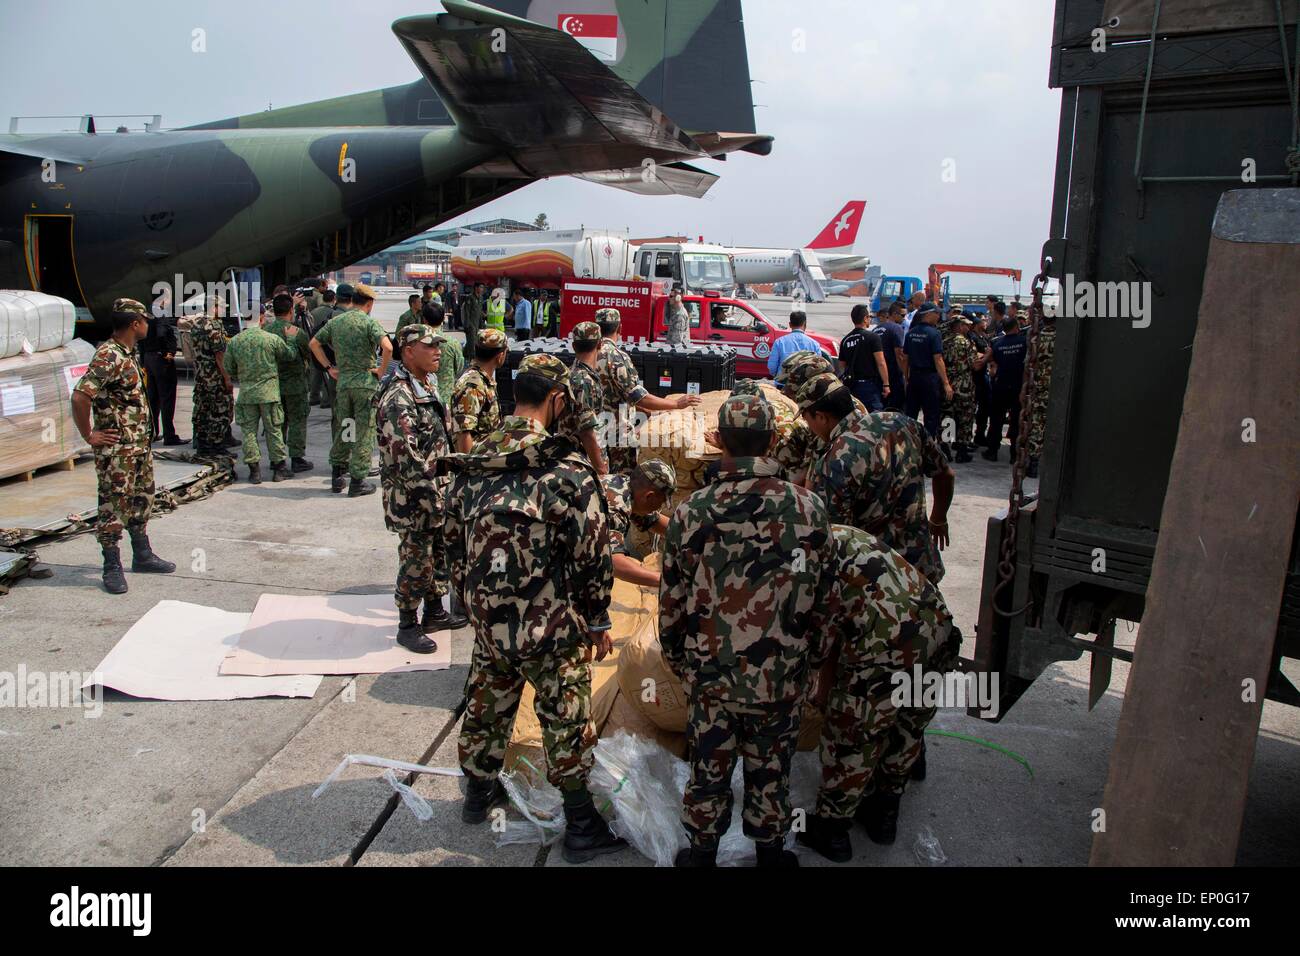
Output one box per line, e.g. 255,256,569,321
559,13,619,61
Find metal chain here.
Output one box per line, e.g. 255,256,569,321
990,255,1050,617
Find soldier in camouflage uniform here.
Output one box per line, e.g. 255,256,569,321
772,351,868,484
562,321,608,473
309,283,391,496
265,293,314,472
188,303,235,457
70,298,177,594
446,353,627,865
798,373,955,585
449,327,506,453
797,524,960,861
666,288,691,346
307,289,340,409
376,325,469,654
600,459,674,586
1024,314,1055,478
940,312,978,463
421,302,464,408
595,308,700,474
660,394,836,868
225,303,298,483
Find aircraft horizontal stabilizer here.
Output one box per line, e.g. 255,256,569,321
574,162,718,198
392,1,722,178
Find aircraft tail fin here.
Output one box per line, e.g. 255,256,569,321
807,201,867,253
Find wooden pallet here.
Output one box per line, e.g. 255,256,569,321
0,454,80,485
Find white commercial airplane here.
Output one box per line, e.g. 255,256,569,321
729,201,870,290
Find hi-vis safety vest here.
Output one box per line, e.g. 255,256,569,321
486,297,507,330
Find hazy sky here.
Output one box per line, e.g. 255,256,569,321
1,0,1060,287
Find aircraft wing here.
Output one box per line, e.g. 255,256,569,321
0,139,90,166
574,162,718,198
391,1,715,177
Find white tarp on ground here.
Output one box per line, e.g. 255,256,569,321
83,600,323,700
219,592,452,676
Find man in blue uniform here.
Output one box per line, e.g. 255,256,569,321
982,317,1028,462
902,303,951,441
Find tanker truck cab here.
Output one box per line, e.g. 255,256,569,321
633,243,736,296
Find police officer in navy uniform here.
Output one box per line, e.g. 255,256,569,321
902,302,951,442
141,292,184,445
981,315,1028,462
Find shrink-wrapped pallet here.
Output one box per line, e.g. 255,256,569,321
0,337,93,479
0,291,76,358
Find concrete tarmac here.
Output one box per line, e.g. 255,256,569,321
0,298,1296,867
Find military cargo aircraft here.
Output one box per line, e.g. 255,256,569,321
0,0,769,336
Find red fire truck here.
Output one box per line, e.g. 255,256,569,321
557,279,837,379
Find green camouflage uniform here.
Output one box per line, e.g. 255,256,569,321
431,335,464,409
800,374,948,584
394,308,420,334
773,352,867,477
266,316,311,458
447,404,614,789
559,323,605,459
450,363,502,446
1025,322,1055,460
596,336,648,473
225,325,294,466
659,395,835,846
940,324,977,447
74,334,155,545
308,302,340,407
376,326,455,611
189,313,233,450
315,309,387,480
815,525,959,817
461,293,483,351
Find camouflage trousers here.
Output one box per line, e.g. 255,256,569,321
235,401,286,466
942,386,976,447
330,387,377,480
815,625,960,818
191,375,233,448
683,694,801,845
280,390,309,459
458,635,596,789
95,450,154,546
1025,390,1049,460
394,528,449,612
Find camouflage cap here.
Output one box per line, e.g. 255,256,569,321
635,459,677,499
730,379,763,397
477,328,507,350
594,307,621,326
113,298,148,317
571,322,602,345
718,394,774,432
795,372,849,413
516,353,571,389
396,323,444,349
774,350,834,389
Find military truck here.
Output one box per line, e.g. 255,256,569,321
970,0,1299,865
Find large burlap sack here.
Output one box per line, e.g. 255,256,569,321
637,384,796,496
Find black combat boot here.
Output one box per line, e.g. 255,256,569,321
561,787,627,864
395,609,437,654
422,597,468,632
911,747,927,781
222,432,240,448
461,775,508,824
797,814,853,863
674,843,718,868
129,530,176,574
754,838,799,868
448,589,470,628
101,545,127,595
291,457,313,473
981,446,999,463
247,462,262,484
955,444,973,463
163,434,185,447
348,477,376,498
330,466,346,493
270,461,292,482
1026,457,1039,478
856,790,901,845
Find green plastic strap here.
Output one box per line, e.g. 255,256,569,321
924,729,1034,779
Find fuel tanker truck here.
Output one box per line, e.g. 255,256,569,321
449,228,736,296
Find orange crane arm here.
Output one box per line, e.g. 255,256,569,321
927,264,1023,301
